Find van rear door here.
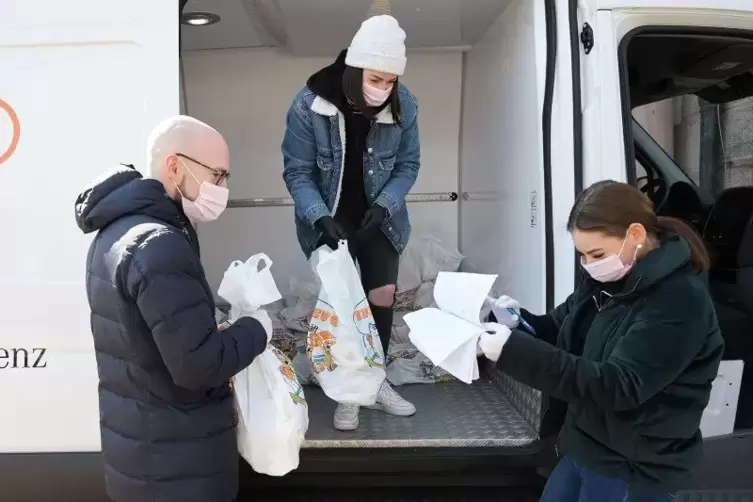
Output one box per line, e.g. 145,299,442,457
0,0,178,456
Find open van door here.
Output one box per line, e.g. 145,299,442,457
0,0,178,498
574,0,753,492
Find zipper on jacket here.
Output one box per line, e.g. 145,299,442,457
596,275,645,311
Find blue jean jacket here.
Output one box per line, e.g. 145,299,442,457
281,84,421,258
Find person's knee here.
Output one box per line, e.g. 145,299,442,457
368,284,396,307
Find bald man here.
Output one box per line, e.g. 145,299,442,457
74,115,268,502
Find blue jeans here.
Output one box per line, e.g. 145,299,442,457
540,457,677,502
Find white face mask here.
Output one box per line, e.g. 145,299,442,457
363,82,393,106
174,161,229,223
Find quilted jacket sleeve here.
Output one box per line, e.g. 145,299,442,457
128,230,268,390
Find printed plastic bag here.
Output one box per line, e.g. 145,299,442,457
307,240,386,405
232,346,308,476
218,254,308,476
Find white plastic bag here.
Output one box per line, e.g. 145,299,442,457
232,346,308,476
307,241,386,405
218,253,308,477
217,253,281,323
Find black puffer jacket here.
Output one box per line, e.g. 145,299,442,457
74,165,267,502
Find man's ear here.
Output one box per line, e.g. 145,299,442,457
163,154,180,180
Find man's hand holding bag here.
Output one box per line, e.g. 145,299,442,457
217,253,309,477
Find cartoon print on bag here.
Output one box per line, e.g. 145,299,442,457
307,327,338,373
307,300,340,373
354,298,386,369
270,345,307,405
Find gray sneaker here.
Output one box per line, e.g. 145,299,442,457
333,403,359,431
365,381,416,416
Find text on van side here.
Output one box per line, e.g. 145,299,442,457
0,347,48,369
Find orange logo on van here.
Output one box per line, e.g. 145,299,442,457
0,99,20,165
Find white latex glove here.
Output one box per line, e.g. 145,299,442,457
248,309,274,344
477,322,512,362
486,295,521,329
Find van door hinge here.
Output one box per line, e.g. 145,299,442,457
580,23,594,54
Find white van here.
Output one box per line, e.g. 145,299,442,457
2,0,752,499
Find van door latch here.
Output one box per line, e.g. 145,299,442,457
580,23,594,54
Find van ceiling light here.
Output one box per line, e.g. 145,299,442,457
181,12,221,27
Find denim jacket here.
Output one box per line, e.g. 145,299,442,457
281,83,421,258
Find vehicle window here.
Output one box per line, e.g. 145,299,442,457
633,95,753,198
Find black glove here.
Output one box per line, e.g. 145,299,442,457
357,205,387,238
315,216,348,250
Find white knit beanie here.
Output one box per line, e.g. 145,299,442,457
345,14,407,76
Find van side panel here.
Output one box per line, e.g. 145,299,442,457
460,0,577,310
0,0,178,457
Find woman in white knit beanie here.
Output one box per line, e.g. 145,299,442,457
281,2,422,432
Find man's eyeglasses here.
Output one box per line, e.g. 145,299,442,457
176,153,230,185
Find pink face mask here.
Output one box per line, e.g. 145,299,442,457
363,82,393,107
581,236,641,283
174,161,229,223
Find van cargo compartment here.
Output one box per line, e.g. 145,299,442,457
302,380,538,449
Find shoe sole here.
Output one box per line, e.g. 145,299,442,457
364,402,416,417
333,420,359,431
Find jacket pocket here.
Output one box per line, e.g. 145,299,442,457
316,153,335,171
575,405,638,458
377,154,396,171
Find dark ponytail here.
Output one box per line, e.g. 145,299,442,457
655,216,711,272
568,180,711,273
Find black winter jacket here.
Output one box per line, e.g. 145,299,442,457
498,235,724,494
74,165,267,502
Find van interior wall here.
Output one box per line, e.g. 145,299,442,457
181,49,463,294
460,0,547,312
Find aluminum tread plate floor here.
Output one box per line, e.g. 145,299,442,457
301,380,538,448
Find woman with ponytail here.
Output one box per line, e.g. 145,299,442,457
281,1,420,432
478,181,724,501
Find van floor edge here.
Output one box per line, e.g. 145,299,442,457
301,380,538,448
237,487,543,502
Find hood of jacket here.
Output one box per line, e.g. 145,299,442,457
74,164,185,234
306,49,350,113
